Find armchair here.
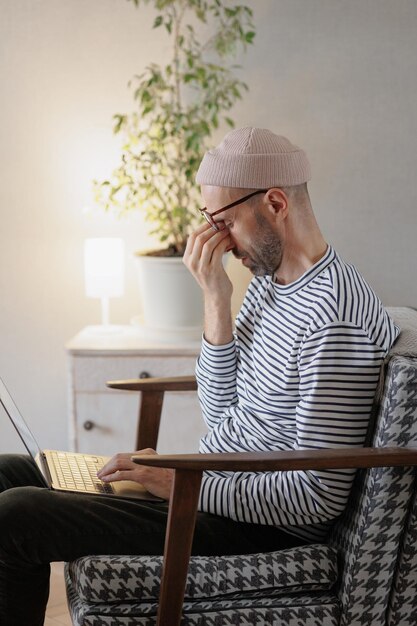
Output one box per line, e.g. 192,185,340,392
65,307,417,626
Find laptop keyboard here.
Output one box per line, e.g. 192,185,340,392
50,451,114,494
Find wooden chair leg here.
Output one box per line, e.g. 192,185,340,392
136,390,164,450
156,469,203,626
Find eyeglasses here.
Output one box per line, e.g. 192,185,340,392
199,189,269,231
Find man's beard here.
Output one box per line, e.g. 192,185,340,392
232,216,283,276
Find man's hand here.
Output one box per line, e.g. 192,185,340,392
183,223,234,345
183,222,233,302
97,449,173,500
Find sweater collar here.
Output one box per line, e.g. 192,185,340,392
269,244,336,295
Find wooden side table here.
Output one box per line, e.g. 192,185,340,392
65,326,206,455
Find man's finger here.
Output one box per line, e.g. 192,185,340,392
184,223,213,258
101,469,134,483
199,230,231,266
97,456,135,478
191,228,230,266
210,236,232,266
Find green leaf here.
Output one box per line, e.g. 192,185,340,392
153,15,163,28
245,31,255,43
198,120,210,135
196,8,207,22
140,90,152,104
112,114,126,133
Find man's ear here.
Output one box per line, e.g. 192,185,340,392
264,188,289,221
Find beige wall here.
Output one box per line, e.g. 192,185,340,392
1,0,416,453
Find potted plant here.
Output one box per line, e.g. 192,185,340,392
93,0,256,340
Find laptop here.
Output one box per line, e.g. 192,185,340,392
0,376,162,501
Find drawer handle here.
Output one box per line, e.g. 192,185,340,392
83,420,95,431
139,371,151,379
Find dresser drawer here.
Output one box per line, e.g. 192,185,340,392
74,393,139,455
74,391,206,455
71,355,197,392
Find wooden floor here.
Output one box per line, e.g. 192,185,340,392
45,562,73,626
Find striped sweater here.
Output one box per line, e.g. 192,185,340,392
195,244,400,541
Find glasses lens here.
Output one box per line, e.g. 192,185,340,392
203,211,220,231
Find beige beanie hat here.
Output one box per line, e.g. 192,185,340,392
196,127,311,188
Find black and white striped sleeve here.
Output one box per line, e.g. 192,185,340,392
195,336,238,430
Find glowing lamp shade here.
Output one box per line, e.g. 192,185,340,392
84,238,125,326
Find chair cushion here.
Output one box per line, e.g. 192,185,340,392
66,582,340,626
68,543,338,604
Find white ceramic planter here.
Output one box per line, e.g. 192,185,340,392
133,255,204,342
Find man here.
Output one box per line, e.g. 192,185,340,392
183,127,400,540
0,127,399,625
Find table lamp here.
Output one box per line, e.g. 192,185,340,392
84,238,125,329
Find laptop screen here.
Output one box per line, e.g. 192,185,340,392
0,376,43,461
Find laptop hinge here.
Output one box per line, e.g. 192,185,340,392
35,452,52,488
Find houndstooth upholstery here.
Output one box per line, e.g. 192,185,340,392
386,360,417,626
329,355,417,626
66,309,417,626
65,576,340,626
68,545,338,603
66,546,340,625
387,487,417,626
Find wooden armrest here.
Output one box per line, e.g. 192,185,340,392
150,445,417,626
132,446,417,472
107,375,197,392
107,376,198,450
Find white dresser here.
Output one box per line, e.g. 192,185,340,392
65,327,206,456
